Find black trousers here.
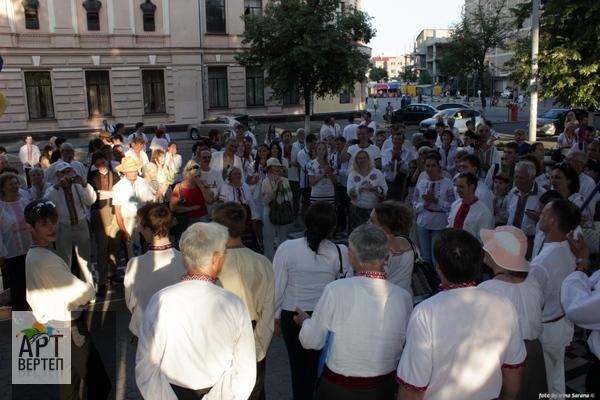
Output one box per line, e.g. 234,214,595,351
281,310,321,400
313,374,396,400
587,348,600,397
5,254,29,311
336,185,349,230
59,315,111,400
249,358,266,400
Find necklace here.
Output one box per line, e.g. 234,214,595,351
148,243,173,251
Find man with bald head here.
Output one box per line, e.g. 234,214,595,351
44,142,87,184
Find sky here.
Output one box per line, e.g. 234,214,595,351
361,0,465,56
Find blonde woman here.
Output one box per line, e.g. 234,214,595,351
346,150,387,234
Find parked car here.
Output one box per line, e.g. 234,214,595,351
535,108,588,136
419,108,484,133
187,114,259,140
500,90,513,99
393,104,438,125
435,103,475,111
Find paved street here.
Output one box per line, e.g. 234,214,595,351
0,98,595,399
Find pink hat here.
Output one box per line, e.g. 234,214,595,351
480,226,530,272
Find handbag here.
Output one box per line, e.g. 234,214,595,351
268,183,293,225
403,235,440,298
335,244,347,279
581,218,600,254
169,184,189,237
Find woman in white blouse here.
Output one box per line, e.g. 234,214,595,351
166,142,182,183
368,201,415,296
273,201,352,400
413,152,455,266
308,141,337,205
0,174,32,311
346,150,388,234
550,163,589,221
261,158,292,260
218,166,260,252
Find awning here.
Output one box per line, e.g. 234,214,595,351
376,83,389,90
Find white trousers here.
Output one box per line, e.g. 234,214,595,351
56,220,94,286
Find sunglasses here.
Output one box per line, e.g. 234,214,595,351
187,165,200,172
27,200,56,218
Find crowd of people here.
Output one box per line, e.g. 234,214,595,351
1,112,599,400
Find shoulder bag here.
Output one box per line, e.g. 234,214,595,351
169,184,189,237
268,182,293,225
403,235,440,298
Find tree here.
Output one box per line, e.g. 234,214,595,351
508,0,600,110
236,0,375,130
399,65,419,83
419,70,432,85
369,67,388,82
437,0,514,109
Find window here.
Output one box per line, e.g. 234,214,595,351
244,0,262,15
208,67,228,108
339,86,350,104
206,0,226,33
282,85,301,105
24,72,54,119
142,70,166,114
85,71,112,117
245,67,264,106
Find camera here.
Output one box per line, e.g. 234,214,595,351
351,139,360,145
68,177,76,183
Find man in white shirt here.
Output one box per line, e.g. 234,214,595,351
530,199,581,395
565,147,596,200
506,161,546,259
339,125,382,170
297,133,317,220
124,203,185,337
295,225,412,399
448,171,494,241
293,128,307,151
359,111,376,131
561,232,599,397
18,135,40,188
124,137,150,166
126,122,149,151
320,117,341,141
44,143,87,184
24,200,111,399
101,119,115,134
112,157,155,259
396,228,526,400
135,222,256,399
45,162,97,286
456,154,494,213
210,138,244,181
382,124,407,151
343,116,359,142
484,141,518,190
282,130,301,224
213,203,275,400
198,150,224,217
382,132,413,200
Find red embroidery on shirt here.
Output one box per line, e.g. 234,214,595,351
439,282,478,291
502,355,528,369
181,274,215,284
395,376,428,392
357,271,387,280
148,243,173,251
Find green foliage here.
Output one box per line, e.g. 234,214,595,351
236,0,375,115
507,0,600,109
438,0,514,108
399,65,419,83
418,70,432,85
369,67,388,82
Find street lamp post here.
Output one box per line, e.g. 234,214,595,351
528,0,540,142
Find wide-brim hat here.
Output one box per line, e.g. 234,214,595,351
480,226,530,272
115,157,143,173
100,131,111,139
266,157,283,170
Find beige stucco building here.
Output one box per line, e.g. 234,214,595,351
0,0,367,136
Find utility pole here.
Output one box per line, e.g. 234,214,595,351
528,0,540,142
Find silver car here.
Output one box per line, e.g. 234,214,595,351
187,114,259,140
419,108,484,133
